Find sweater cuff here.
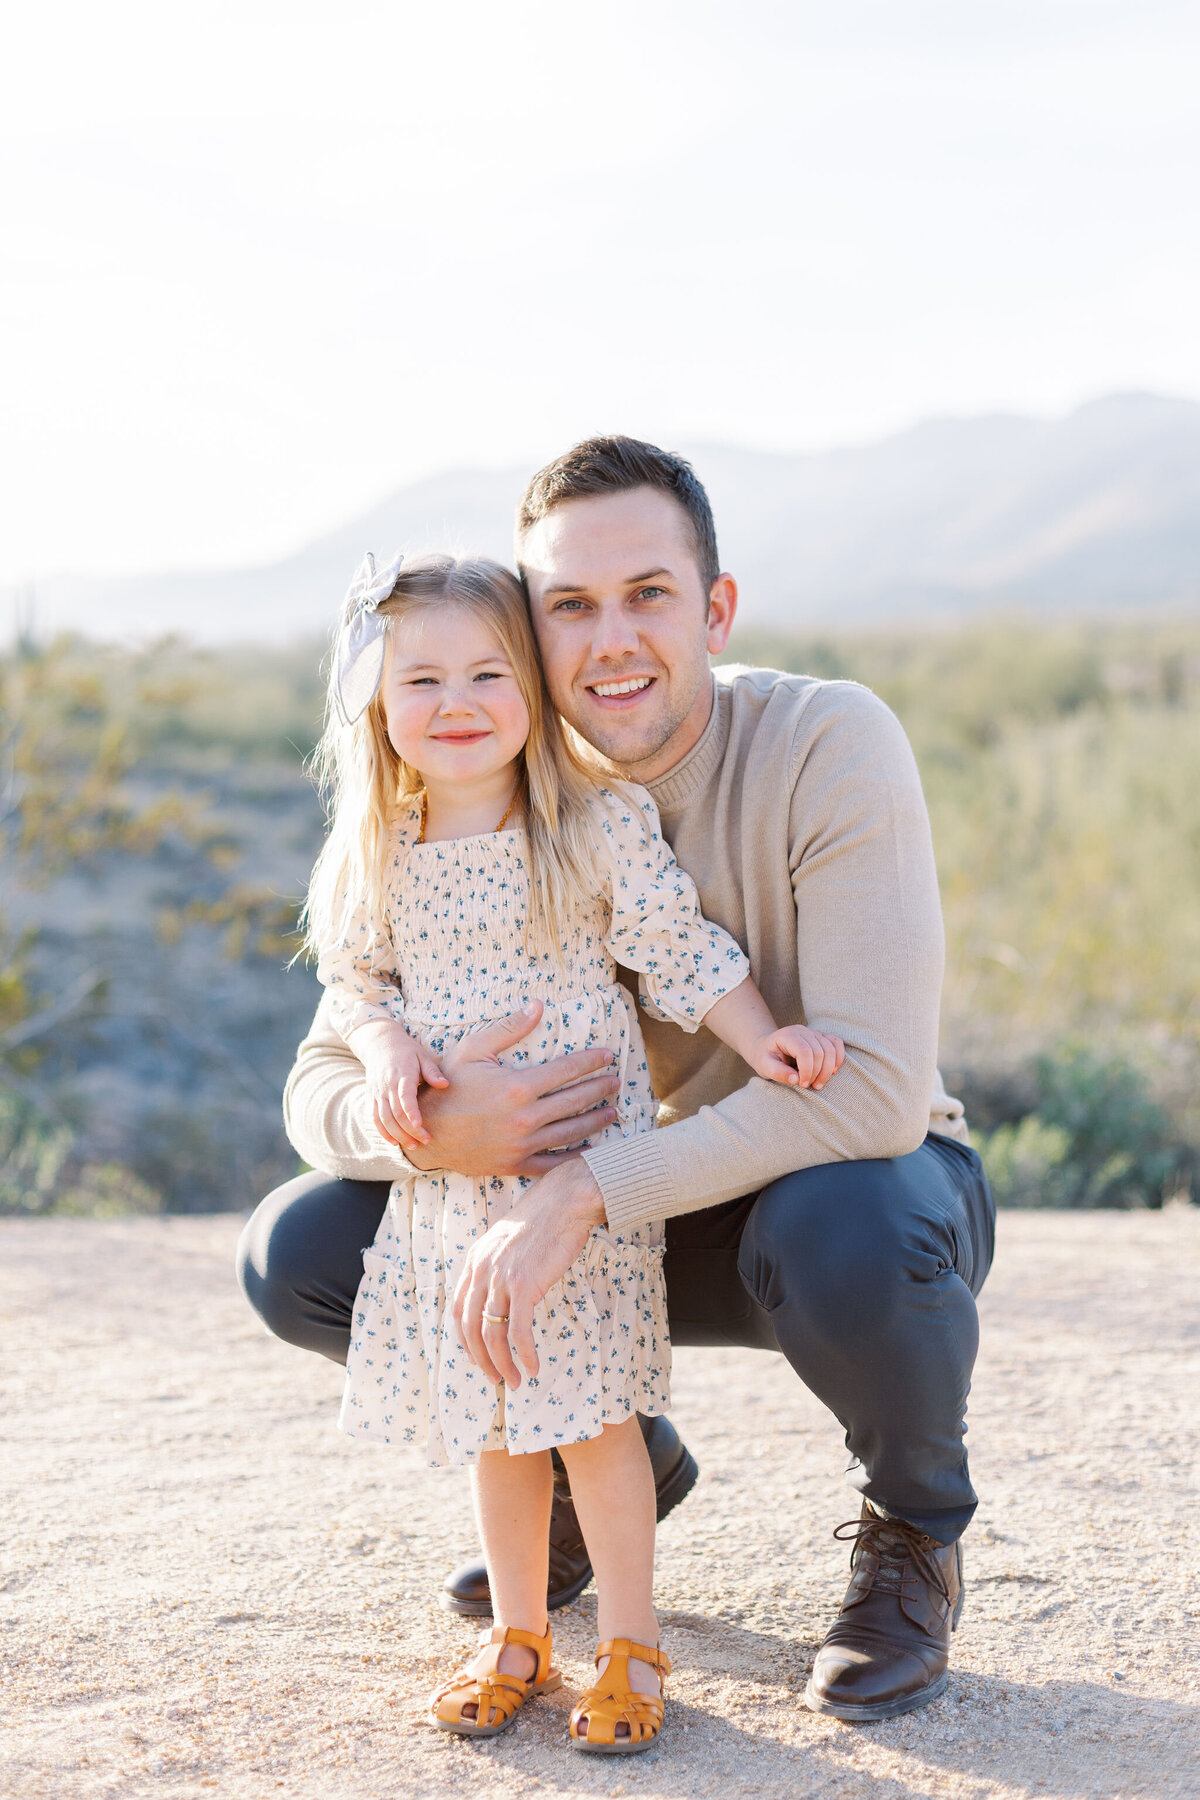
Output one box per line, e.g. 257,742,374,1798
582,1133,677,1234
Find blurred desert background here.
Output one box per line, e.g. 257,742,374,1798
4,396,1199,1217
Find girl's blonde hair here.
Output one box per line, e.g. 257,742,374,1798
302,553,611,964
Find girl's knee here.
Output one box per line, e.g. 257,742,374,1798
557,1416,644,1463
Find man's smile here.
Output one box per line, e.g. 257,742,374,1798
586,675,657,706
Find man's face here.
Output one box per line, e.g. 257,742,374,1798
521,487,736,776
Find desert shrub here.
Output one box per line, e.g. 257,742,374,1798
930,702,1200,1050
975,1116,1074,1208
0,1091,162,1218
0,1093,72,1215
49,1163,162,1219
129,1101,295,1214
129,639,325,764
974,1043,1191,1208
1,637,316,1215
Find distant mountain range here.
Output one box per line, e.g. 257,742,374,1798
26,393,1200,642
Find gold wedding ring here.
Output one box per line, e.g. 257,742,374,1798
482,1310,510,1325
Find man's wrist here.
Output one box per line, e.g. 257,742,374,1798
536,1156,607,1230
567,1157,608,1228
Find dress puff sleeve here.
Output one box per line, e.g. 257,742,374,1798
316,901,407,1042
314,809,420,1042
596,784,750,1032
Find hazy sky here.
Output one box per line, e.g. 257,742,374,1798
3,0,1199,583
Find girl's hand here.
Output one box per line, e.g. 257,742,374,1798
353,1023,449,1144
749,1025,844,1091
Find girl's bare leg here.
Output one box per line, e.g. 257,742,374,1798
557,1416,660,1731
457,1446,553,1715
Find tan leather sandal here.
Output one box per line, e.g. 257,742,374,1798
568,1638,671,1754
430,1623,562,1738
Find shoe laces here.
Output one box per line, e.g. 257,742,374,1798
833,1511,952,1606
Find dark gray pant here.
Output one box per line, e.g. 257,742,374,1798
237,1132,994,1543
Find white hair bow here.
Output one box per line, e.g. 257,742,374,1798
331,551,404,726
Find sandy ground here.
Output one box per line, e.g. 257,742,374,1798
1,1210,1198,1800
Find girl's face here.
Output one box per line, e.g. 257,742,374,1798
380,601,531,790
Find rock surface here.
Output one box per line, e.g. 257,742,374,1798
2,1209,1198,1799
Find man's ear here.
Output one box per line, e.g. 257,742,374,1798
706,574,738,655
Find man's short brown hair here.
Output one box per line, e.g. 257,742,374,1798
516,436,720,592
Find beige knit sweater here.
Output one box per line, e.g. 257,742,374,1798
283,668,967,1233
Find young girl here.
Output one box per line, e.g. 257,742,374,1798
304,552,843,1755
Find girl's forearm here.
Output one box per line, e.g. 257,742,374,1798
347,1016,412,1055
700,976,777,1062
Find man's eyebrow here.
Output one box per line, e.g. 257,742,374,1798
542,567,675,598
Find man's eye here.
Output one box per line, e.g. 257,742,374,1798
635,586,666,601
553,598,588,613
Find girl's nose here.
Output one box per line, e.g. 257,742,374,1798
438,691,479,720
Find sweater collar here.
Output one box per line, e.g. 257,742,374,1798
644,677,732,816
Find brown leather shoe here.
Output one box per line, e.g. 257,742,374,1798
804,1503,965,1721
441,1415,698,1616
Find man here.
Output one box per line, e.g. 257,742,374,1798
238,436,994,1722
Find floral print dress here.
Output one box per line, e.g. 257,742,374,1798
318,784,749,1466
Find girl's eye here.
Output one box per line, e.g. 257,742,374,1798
408,676,437,686
475,670,505,683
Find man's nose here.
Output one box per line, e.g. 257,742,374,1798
589,604,641,662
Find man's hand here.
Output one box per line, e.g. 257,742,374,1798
396,1001,621,1177
451,1156,606,1387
